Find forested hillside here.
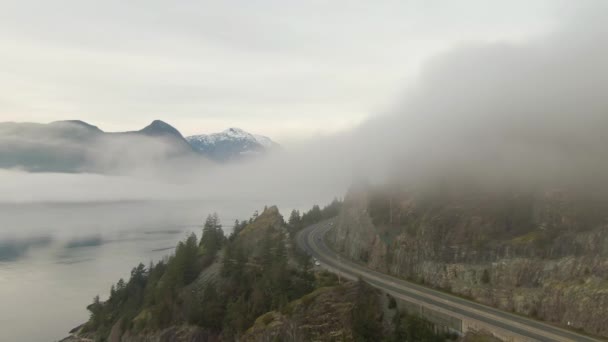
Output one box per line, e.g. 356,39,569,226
67,203,449,342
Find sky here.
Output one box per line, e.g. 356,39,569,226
2,0,608,203
0,0,572,142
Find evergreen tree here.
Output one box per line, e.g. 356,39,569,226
352,279,383,342
288,209,301,228
182,233,200,284
116,278,126,291
223,295,248,338
200,213,225,267
87,295,103,329
200,285,225,330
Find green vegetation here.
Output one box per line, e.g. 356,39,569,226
83,231,205,338
80,201,448,341
389,310,446,342
81,207,317,341
352,279,383,341
287,198,342,232
387,294,397,309
199,213,225,267
219,213,316,339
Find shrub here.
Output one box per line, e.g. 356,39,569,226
387,294,397,309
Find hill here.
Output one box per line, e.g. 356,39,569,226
65,205,451,342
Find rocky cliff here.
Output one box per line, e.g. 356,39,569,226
241,281,383,342
329,184,608,337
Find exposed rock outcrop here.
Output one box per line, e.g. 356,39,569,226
329,185,608,337
242,281,382,342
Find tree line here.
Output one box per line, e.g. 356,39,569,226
286,198,342,232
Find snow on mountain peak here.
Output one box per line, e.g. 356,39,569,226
185,128,278,160
253,134,276,148
222,127,255,140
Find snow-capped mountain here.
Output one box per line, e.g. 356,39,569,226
0,121,280,172
186,128,279,161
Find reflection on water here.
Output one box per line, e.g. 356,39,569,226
0,199,312,342
0,235,53,261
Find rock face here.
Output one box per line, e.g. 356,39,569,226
118,326,216,342
242,282,381,342
329,185,608,337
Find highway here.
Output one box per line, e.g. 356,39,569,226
296,219,604,342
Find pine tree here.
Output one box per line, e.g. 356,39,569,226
183,233,199,284
288,209,301,228
116,278,126,291
200,285,225,330
200,213,224,258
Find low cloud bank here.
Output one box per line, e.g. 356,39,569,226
345,5,608,192
2,5,608,203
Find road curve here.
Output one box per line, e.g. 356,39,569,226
296,219,604,342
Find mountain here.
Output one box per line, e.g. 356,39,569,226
138,120,186,138
186,127,279,161
56,120,103,133
127,119,195,155
0,121,279,173
0,120,196,173
0,120,103,172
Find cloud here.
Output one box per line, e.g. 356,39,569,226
0,1,562,139
340,4,608,191
2,3,608,205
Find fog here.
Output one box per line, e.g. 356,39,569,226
2,3,608,341
202,3,608,196
293,3,608,193
3,4,608,205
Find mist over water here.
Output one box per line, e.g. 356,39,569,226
0,198,325,342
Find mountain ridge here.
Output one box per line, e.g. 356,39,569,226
0,119,279,172
138,119,186,138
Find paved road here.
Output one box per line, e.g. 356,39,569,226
296,219,604,342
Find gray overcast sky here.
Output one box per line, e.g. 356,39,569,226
0,1,574,142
